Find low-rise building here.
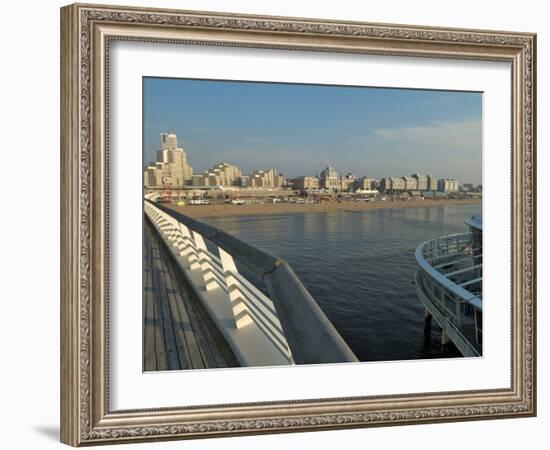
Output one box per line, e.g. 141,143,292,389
240,175,250,188
208,162,242,186
355,177,375,190
341,173,357,191
293,176,320,190
191,162,243,188
191,174,209,187
249,168,283,188
144,162,164,188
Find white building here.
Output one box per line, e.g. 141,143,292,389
355,177,375,190
438,178,459,192
403,176,418,191
389,177,406,191
240,175,250,188
210,162,242,186
320,165,341,191
192,162,242,187
160,132,177,150
144,133,193,188
250,168,283,188
191,174,209,187
412,173,428,191
427,174,438,191
341,173,357,191
293,176,320,190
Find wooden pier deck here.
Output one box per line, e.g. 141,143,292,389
143,219,239,371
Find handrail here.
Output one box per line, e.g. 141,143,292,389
148,200,278,276
415,233,482,309
145,202,292,364
415,272,480,357
414,231,483,357
146,199,358,364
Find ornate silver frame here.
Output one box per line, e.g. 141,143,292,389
60,3,536,446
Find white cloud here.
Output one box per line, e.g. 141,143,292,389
365,118,482,183
372,118,481,155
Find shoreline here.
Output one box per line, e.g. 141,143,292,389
167,198,482,219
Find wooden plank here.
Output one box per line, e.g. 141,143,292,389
169,262,220,368
143,227,157,371
161,248,193,370
167,259,237,369
170,239,239,368
145,218,238,370
195,301,240,368
151,235,181,370
156,226,221,369
151,236,168,371
185,280,230,368
164,257,209,369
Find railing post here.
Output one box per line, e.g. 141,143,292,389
455,299,463,326
166,216,180,243
176,223,201,269
219,247,253,329
192,232,221,291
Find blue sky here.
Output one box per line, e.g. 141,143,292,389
143,77,482,184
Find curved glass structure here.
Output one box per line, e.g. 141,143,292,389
415,215,482,357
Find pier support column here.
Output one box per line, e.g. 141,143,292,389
424,309,432,334
441,330,449,346
424,308,432,322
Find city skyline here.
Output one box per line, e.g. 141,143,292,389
144,132,470,194
144,77,482,184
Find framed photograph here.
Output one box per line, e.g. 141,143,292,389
60,3,536,446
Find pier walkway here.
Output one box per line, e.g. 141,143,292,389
143,198,357,370
143,219,239,371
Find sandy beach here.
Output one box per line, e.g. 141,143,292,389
167,198,481,219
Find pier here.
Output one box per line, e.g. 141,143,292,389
414,216,483,357
143,199,358,370
143,220,239,370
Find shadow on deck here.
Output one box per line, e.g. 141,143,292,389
143,219,239,371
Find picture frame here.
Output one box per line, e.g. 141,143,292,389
60,2,536,446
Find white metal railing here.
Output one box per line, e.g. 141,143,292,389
415,232,482,356
415,273,480,357
416,233,482,308
145,199,358,365
145,201,294,364
421,233,472,263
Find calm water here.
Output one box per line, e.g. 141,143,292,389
204,204,481,362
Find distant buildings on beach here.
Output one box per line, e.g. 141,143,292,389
144,133,283,190
144,132,481,194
